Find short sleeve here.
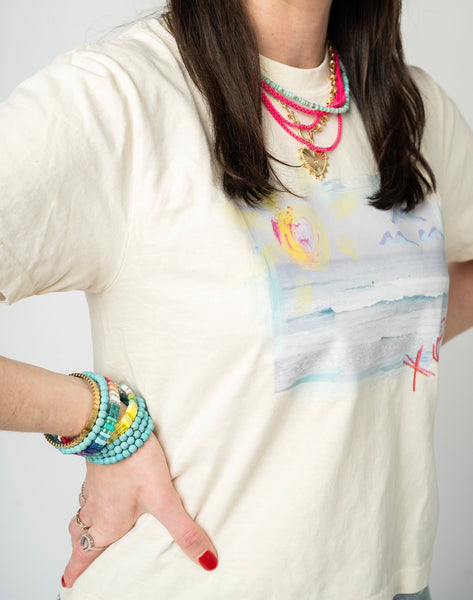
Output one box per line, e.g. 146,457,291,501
411,66,473,263
0,45,135,304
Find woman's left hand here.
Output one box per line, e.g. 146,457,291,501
62,432,218,588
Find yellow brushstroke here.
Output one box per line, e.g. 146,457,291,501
261,243,280,263
294,274,314,316
336,235,359,259
330,191,359,220
273,204,330,270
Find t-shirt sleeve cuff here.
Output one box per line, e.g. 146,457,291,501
0,240,35,304
446,242,473,264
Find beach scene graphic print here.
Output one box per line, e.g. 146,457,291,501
240,177,449,397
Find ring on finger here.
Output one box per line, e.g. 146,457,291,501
80,533,108,552
75,507,91,531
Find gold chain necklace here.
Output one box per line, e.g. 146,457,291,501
266,44,339,181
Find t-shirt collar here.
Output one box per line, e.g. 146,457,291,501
259,48,330,103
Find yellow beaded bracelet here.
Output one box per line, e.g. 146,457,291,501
108,394,138,443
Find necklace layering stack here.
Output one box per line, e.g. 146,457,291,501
260,43,350,181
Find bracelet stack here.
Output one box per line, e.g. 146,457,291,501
44,372,154,464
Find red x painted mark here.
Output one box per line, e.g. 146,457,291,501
403,345,436,392
432,341,440,362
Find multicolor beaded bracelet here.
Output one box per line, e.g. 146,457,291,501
78,377,121,456
44,372,154,464
86,395,154,465
108,384,138,443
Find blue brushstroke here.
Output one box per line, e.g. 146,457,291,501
418,227,445,242
379,231,419,247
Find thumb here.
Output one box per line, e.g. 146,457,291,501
152,489,218,571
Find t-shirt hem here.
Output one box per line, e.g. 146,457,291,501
58,563,431,600
364,559,431,600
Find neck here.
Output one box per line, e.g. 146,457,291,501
245,0,333,69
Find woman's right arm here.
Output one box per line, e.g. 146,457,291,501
0,355,93,436
1,42,218,589
0,356,219,587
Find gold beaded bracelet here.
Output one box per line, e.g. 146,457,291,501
44,373,101,449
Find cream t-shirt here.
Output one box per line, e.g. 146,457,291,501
1,18,472,600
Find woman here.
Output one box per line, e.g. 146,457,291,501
1,1,472,599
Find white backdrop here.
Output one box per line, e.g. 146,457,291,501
0,2,472,599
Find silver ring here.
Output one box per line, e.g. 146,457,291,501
80,533,107,552
79,481,87,504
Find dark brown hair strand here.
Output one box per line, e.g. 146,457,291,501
163,0,436,212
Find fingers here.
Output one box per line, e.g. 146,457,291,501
65,486,95,586
63,529,110,588
62,509,105,587
64,497,120,586
63,490,218,590
135,436,219,570
150,488,218,571
63,435,219,589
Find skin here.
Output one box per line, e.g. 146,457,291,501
443,261,473,343
1,0,472,589
245,0,333,68
0,357,218,585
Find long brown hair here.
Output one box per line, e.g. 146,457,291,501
163,0,435,211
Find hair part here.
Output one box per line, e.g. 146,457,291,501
163,0,435,211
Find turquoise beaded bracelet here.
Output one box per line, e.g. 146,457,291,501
85,395,154,465
45,372,154,464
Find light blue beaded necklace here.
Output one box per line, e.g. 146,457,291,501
260,58,351,114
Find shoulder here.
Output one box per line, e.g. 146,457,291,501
2,17,192,138
65,19,178,71
407,65,471,142
408,67,473,263
407,66,472,169
407,65,438,93
408,65,453,121
43,18,184,95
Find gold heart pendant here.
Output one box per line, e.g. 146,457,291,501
298,147,328,181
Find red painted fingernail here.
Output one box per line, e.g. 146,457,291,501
198,550,218,571
61,575,66,588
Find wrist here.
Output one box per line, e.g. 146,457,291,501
45,372,154,464
59,374,95,438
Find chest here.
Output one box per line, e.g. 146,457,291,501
238,177,449,396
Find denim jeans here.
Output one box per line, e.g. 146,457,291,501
394,586,431,600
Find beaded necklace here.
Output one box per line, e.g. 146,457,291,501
260,44,350,181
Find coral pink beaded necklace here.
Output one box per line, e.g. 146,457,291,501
260,43,350,181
